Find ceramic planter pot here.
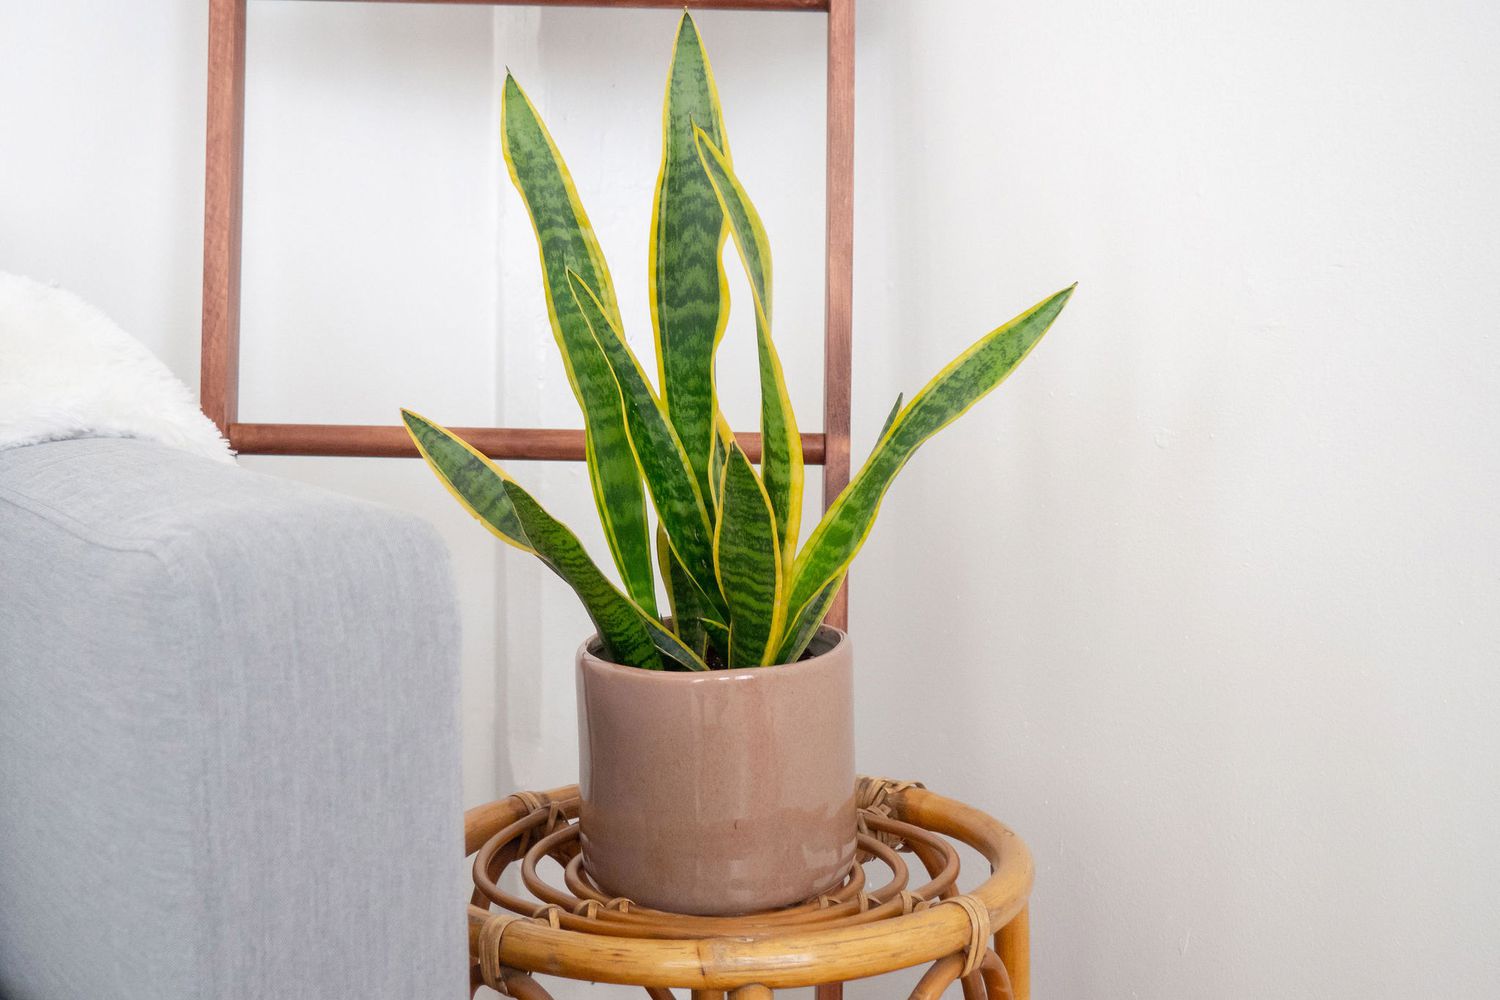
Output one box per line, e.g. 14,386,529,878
575,626,855,915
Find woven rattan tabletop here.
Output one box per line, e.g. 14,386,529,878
465,778,1033,999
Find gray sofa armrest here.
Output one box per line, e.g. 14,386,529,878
0,438,465,1000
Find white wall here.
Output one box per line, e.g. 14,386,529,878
4,2,1499,997
849,2,1500,996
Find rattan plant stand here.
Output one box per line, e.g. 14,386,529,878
466,778,1034,999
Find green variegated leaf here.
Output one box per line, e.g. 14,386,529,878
773,572,844,664
500,486,667,669
568,269,723,614
693,128,804,566
402,409,533,552
651,13,731,501
639,611,711,672
702,617,729,660
506,484,707,672
785,285,1076,625
502,74,656,616
709,416,732,510
401,409,664,670
657,523,708,658
714,443,784,666
878,393,905,442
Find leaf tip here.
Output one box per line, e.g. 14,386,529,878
1050,282,1079,314
399,409,432,458
564,268,608,324
677,10,705,51
501,72,531,118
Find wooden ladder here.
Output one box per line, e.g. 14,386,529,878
200,0,855,631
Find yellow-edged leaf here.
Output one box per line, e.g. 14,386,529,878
651,12,732,501
503,73,656,615
714,442,784,666
694,127,804,568
782,286,1076,654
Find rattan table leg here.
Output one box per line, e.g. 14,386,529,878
496,969,555,1000
729,986,773,999
815,984,843,999
909,955,965,1000
996,904,1030,1000
980,951,1014,1000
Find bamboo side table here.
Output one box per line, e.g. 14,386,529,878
465,779,1034,999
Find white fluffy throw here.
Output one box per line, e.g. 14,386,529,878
0,272,233,464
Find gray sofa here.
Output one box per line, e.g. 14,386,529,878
0,438,466,999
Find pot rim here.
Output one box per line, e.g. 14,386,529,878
577,623,848,680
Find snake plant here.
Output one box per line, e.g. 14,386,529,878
403,13,1074,670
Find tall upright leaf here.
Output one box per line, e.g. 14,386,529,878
773,572,844,664
878,393,905,442
702,617,730,658
714,443,784,666
694,128,804,567
657,523,717,659
709,415,733,510
773,400,899,662
502,74,655,615
568,269,722,612
784,286,1077,629
765,396,900,662
651,13,732,501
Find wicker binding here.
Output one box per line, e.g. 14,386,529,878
466,779,1033,999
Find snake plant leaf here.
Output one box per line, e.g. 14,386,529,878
656,522,721,660
499,484,669,670
693,128,804,566
504,482,708,673
568,269,723,615
401,409,665,670
785,285,1077,625
651,13,732,501
639,607,712,672
714,442,785,666
502,73,656,616
657,522,704,656
402,409,533,553
709,415,732,511
878,393,905,443
702,617,730,659
773,572,844,664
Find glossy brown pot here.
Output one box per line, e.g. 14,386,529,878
575,626,855,915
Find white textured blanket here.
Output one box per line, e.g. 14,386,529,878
0,272,232,464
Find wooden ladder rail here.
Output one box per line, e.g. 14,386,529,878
201,0,856,625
